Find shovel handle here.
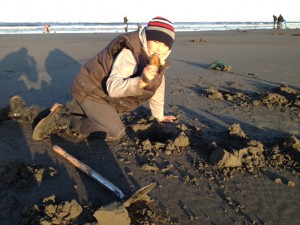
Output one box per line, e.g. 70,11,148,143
52,145,125,200
53,145,92,175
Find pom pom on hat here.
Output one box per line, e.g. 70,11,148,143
145,16,175,49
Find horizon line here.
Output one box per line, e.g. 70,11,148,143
1,20,300,23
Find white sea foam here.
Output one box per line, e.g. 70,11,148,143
0,21,299,34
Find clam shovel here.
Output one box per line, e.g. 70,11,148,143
52,145,155,205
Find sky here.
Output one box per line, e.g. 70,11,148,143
1,0,300,23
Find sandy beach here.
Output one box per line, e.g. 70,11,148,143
0,29,299,225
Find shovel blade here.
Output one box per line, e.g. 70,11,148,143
123,183,156,207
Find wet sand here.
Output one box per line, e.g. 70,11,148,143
0,29,299,225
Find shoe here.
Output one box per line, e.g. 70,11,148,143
8,95,28,119
0,96,28,123
32,103,71,141
104,128,125,142
87,128,125,142
32,108,51,130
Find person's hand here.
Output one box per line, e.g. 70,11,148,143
140,65,158,86
157,115,177,123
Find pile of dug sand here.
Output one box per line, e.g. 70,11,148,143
202,84,300,112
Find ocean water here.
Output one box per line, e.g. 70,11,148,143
0,21,299,34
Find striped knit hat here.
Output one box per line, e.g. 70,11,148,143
145,16,175,49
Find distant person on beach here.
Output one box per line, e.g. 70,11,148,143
137,23,142,30
124,16,128,32
0,16,176,142
44,24,51,33
273,15,277,29
283,19,288,29
277,14,284,29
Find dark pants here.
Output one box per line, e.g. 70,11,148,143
68,99,125,141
